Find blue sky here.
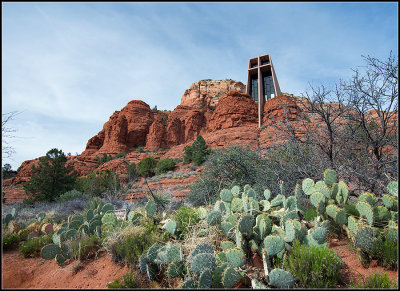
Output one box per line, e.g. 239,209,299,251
2,2,398,170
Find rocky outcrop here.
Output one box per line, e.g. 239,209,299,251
208,91,258,131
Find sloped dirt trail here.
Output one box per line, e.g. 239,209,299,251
2,238,398,289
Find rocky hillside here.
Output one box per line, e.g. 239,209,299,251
3,78,396,204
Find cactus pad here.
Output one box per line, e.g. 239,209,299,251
190,253,216,274
268,268,295,288
284,219,296,242
302,178,315,195
220,188,233,202
165,220,177,235
225,247,246,268
374,206,391,223
216,251,228,264
324,168,338,187
312,227,327,244
145,201,157,216
230,197,243,213
212,263,229,288
387,181,398,196
167,259,184,278
147,243,161,263
356,201,374,226
358,192,377,206
264,188,272,200
231,185,240,196
347,215,359,234
220,241,235,251
41,244,61,260
222,266,241,288
166,243,182,263
382,194,397,210
238,215,255,235
264,234,284,257
256,214,272,239
55,253,66,266
271,194,285,208
199,268,213,288
101,203,114,214
220,221,235,239
101,212,117,225
68,220,82,230
192,243,214,257
207,211,222,226
310,191,325,208
259,200,271,212
353,226,374,250
182,279,197,289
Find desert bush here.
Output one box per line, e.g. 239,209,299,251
187,145,271,206
174,206,201,238
137,157,157,177
284,240,341,288
127,163,138,181
350,273,398,289
56,189,89,203
70,233,102,261
304,207,317,221
18,233,53,258
371,235,398,270
78,169,120,197
107,272,139,288
103,224,158,267
156,158,176,175
2,233,21,250
115,152,126,159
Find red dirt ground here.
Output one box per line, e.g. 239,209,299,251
2,237,398,289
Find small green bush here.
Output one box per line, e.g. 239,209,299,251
97,153,113,165
156,158,176,175
350,273,398,289
284,240,341,288
3,233,21,250
127,163,138,181
107,272,139,288
18,233,54,258
137,156,157,177
305,208,317,221
104,224,158,266
70,234,102,261
115,152,126,159
183,135,209,166
56,189,88,203
371,235,398,270
175,206,201,238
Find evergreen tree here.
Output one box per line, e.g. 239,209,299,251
183,135,209,166
23,148,77,202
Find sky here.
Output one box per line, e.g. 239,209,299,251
2,2,398,170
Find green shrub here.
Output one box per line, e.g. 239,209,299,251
78,169,120,197
175,206,201,238
305,208,317,221
18,234,52,258
137,146,145,153
56,189,88,203
2,233,21,250
115,152,126,159
371,235,398,270
104,225,158,266
156,158,176,175
127,163,138,181
137,157,157,177
350,273,398,289
97,153,113,165
284,240,341,288
70,234,102,261
107,271,139,289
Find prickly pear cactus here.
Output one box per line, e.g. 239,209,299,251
190,253,216,274
264,234,284,257
41,244,61,260
207,211,222,226
268,268,295,288
222,266,241,288
225,247,246,268
302,178,315,195
323,168,338,187
353,226,375,250
220,188,233,202
165,220,177,235
145,201,157,217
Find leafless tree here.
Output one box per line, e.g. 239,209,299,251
340,52,398,193
2,111,21,161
